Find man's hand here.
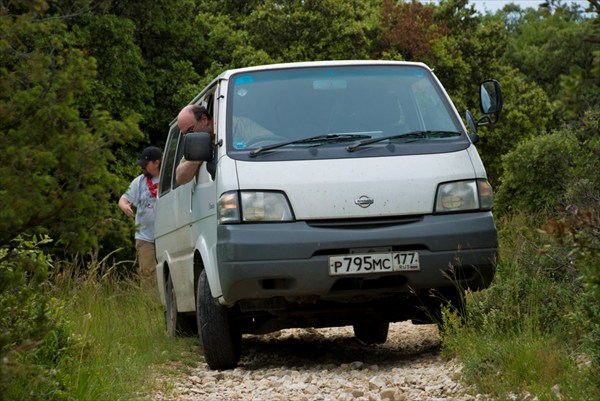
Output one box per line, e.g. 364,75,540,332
118,197,134,218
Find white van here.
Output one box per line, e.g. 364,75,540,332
155,60,502,370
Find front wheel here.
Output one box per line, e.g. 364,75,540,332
197,270,241,370
353,321,390,344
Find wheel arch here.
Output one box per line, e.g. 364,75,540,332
193,249,204,310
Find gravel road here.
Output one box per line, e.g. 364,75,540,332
153,321,490,401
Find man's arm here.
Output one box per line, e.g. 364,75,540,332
176,159,202,185
118,196,134,218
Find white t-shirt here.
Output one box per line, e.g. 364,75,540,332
122,174,159,242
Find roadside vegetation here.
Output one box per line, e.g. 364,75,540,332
442,210,600,401
1,243,198,401
1,1,599,400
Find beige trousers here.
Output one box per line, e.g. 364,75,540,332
135,239,157,291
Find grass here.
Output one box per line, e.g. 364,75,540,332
440,212,600,401
54,271,200,401
442,310,597,401
7,209,596,400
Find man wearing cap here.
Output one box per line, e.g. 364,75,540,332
118,146,162,290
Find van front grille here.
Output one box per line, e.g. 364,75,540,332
306,215,423,229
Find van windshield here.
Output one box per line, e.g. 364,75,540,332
227,65,464,156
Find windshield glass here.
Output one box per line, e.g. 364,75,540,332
227,65,462,152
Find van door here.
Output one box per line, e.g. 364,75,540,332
155,87,218,312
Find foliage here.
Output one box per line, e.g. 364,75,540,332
495,131,577,214
67,13,152,121
246,0,375,61
475,66,553,187
0,1,143,255
496,108,600,214
441,211,600,400
0,238,198,400
544,208,600,372
51,259,198,401
502,3,600,121
563,111,600,209
105,0,208,143
1,1,599,399
380,0,449,61
378,0,481,107
0,235,80,401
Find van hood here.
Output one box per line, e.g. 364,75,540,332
234,150,477,220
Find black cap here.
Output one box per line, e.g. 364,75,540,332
136,146,162,166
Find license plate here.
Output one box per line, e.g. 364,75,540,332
329,250,420,275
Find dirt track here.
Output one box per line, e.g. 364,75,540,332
153,322,489,401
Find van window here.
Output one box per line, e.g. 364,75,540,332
159,87,217,195
227,65,463,154
159,125,181,196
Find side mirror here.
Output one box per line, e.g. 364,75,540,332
183,132,213,162
465,109,480,143
479,79,503,115
466,79,503,136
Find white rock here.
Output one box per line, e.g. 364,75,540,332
368,375,387,390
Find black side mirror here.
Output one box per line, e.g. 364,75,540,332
183,132,213,162
465,109,480,144
466,80,503,136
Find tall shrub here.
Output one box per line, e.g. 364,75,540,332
0,236,79,400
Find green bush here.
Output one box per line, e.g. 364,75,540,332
564,109,600,211
441,212,600,399
467,213,579,338
495,109,600,216
544,209,600,377
495,133,578,214
0,236,81,401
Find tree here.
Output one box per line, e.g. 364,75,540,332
68,13,152,122
0,1,142,254
89,0,208,142
502,3,599,121
379,0,449,60
243,0,380,61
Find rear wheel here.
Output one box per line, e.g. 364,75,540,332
165,273,196,336
197,270,241,370
353,321,390,344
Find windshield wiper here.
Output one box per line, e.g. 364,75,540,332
249,134,373,157
346,130,462,152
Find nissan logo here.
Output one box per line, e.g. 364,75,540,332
354,195,374,208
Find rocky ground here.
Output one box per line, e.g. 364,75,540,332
152,322,491,401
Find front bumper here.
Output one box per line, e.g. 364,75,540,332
216,212,497,306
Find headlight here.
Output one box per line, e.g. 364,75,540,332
434,179,494,213
218,191,294,224
217,192,241,224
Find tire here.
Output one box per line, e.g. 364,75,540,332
197,270,241,370
165,273,196,337
353,321,390,344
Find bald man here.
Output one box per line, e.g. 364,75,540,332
175,104,274,185
176,105,213,185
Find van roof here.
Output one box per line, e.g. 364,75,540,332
215,60,429,80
